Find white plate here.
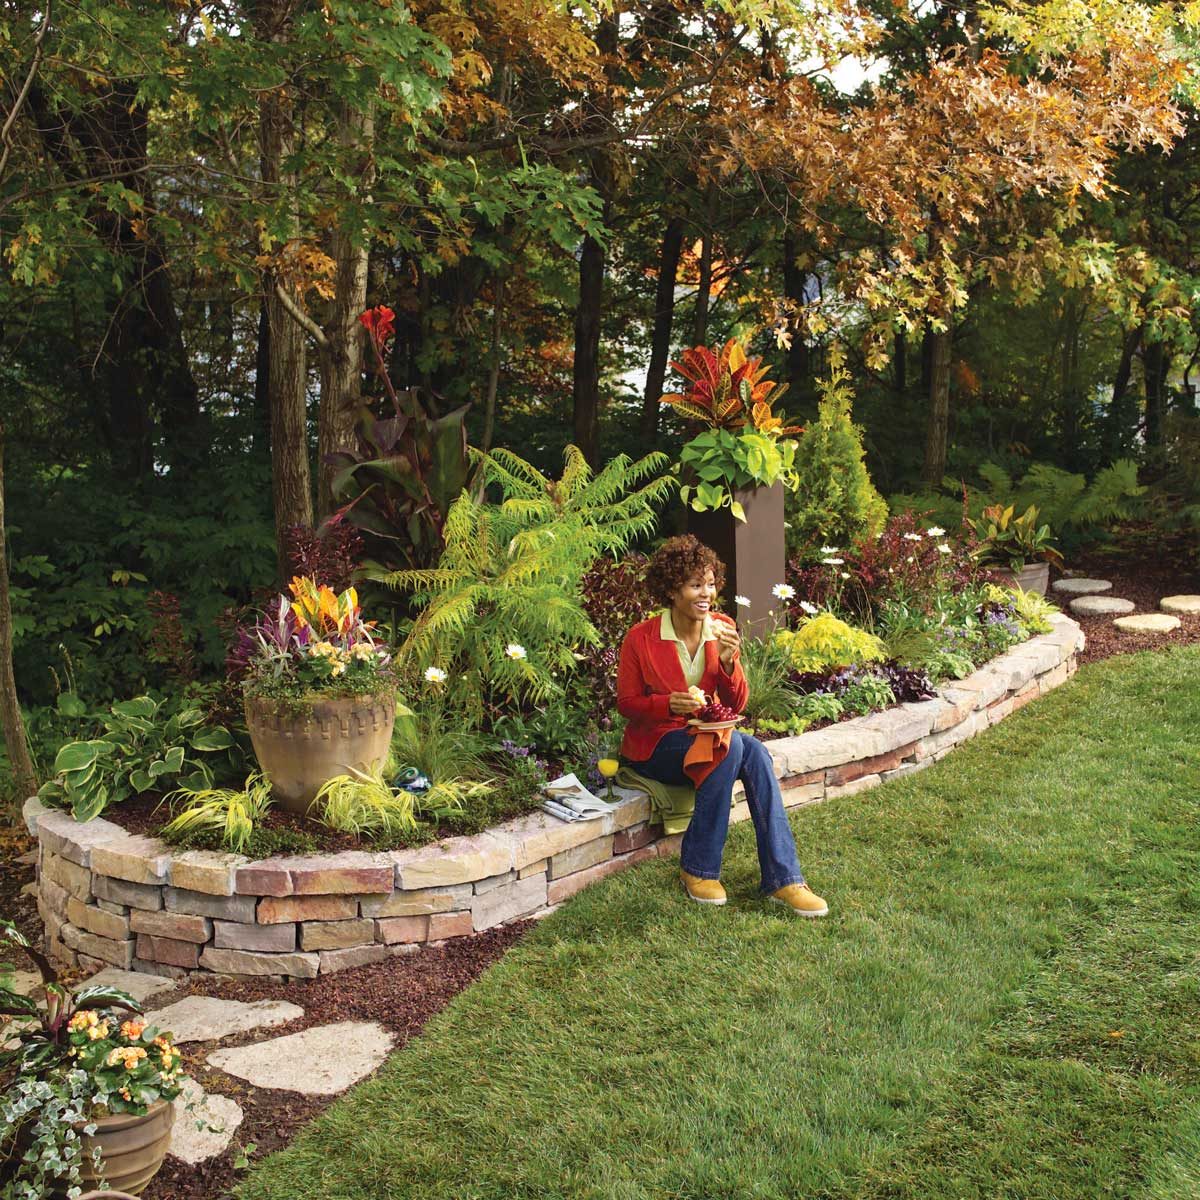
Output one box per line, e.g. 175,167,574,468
688,717,742,731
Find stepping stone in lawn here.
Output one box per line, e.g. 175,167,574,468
206,1020,394,1096
169,1077,244,1164
1160,595,1200,616
1069,595,1135,617
79,967,178,1005
1052,577,1113,596
145,996,304,1044
1114,613,1182,634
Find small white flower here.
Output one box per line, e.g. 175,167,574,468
771,583,795,600
903,532,923,542
821,557,845,565
734,594,751,608
424,666,447,684
927,525,946,537
800,601,818,615
819,545,839,554
906,555,915,563
937,543,952,555
840,571,850,579
505,643,527,660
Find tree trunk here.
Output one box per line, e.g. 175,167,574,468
253,298,272,457
1144,338,1168,453
256,5,313,577
691,185,717,347
781,231,813,405
481,274,506,453
316,103,374,518
573,230,605,464
922,326,952,486
641,214,684,441
0,423,37,800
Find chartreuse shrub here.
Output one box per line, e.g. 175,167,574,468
786,344,887,555
775,613,887,673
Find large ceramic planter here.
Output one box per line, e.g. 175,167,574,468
244,691,396,815
994,561,1050,596
687,482,786,640
45,1100,175,1198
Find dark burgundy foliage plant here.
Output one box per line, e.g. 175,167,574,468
874,659,937,702
788,660,934,703
283,521,365,594
145,590,196,684
580,553,652,648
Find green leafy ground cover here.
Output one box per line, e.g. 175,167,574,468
238,647,1200,1200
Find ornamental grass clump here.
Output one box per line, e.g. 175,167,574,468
160,772,274,854
230,576,394,706
0,922,184,1200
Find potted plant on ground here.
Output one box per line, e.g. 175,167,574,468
661,339,803,635
1,922,183,1198
233,576,397,813
968,503,1064,595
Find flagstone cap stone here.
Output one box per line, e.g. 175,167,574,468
78,967,178,1005
1069,595,1135,616
1052,577,1112,595
145,995,303,1044
1160,594,1200,615
169,1078,244,1165
1114,612,1182,634
207,1020,393,1095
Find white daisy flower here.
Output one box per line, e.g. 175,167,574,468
734,595,751,608
505,643,527,660
937,543,952,554
424,666,447,684
819,545,839,554
903,532,923,542
821,557,845,565
771,583,796,600
927,525,946,537
840,571,850,579
799,600,819,615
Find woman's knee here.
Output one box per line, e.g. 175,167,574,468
735,731,768,764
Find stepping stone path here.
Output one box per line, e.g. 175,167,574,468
208,1020,394,1096
1114,613,1182,634
170,1078,244,1165
1052,577,1113,596
82,967,178,1005
145,995,303,1044
1161,595,1200,616
1069,595,1135,617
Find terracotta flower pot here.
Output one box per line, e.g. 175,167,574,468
994,561,1050,596
244,691,397,815
55,1100,175,1198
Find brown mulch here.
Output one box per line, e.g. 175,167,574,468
134,922,534,1200
0,822,41,946
1062,536,1200,666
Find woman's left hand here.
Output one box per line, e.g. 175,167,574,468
715,622,740,669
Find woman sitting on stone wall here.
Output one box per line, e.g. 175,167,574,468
615,534,828,916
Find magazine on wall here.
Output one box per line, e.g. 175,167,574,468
540,773,618,822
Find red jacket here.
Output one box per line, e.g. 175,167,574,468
617,612,749,763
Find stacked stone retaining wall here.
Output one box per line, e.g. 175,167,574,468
25,615,1084,980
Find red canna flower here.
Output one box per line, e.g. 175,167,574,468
358,305,396,345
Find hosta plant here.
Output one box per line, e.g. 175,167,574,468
36,696,235,823
0,922,185,1200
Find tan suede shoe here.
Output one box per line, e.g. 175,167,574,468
680,870,727,905
770,883,829,918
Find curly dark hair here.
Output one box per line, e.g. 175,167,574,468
645,535,727,605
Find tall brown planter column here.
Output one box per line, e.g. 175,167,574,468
687,482,786,640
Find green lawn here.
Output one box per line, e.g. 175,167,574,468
238,647,1200,1200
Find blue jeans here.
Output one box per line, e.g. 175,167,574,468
629,730,806,893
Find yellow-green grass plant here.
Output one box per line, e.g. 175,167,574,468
314,766,490,838
236,647,1200,1200
161,773,273,854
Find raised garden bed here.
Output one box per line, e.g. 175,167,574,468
25,615,1084,981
